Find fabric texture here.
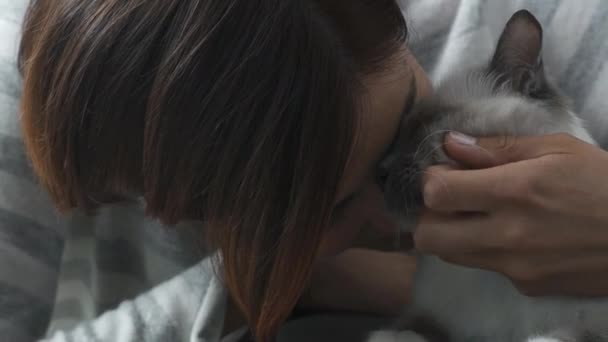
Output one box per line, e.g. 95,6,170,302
1,0,608,341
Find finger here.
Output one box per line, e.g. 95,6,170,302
422,164,514,212
443,132,585,169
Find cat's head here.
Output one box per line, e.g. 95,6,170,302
380,10,594,222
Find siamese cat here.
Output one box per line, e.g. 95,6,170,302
368,9,607,342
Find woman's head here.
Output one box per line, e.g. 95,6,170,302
18,0,428,339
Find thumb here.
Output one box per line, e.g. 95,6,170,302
443,131,582,169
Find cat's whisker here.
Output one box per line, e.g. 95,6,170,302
412,129,452,162
411,128,445,161
395,168,451,206
418,143,451,166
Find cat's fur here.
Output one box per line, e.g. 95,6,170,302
368,10,607,342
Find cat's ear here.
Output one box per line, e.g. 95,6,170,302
489,10,545,95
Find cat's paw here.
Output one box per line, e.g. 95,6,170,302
366,330,428,342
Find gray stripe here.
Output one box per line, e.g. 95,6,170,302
52,298,85,323
142,222,207,264
0,322,34,342
121,206,205,263
0,133,34,181
96,238,146,279
59,259,93,290
58,261,162,313
0,245,57,302
0,283,52,339
0,207,63,268
559,6,608,111
95,272,146,313
135,293,181,341
69,203,203,265
64,211,97,240
0,58,21,98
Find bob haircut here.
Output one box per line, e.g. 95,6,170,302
18,0,408,340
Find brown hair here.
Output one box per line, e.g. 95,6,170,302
18,0,407,340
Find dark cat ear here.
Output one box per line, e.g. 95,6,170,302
489,10,545,95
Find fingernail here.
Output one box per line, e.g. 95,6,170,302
448,131,477,145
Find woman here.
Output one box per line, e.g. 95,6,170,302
17,0,428,341
8,0,608,341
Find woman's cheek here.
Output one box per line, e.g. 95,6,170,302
358,182,400,235
318,206,366,257
318,182,399,257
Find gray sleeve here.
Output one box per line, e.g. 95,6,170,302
0,1,66,340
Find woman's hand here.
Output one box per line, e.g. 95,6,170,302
417,132,608,297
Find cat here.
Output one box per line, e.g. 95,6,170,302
367,9,608,342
